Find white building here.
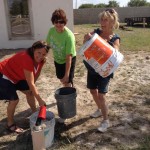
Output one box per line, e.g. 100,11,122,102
0,0,74,49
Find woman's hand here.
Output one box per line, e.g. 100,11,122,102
38,99,46,106
83,33,93,43
24,69,46,106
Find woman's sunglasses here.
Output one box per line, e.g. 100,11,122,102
54,20,65,24
105,9,115,14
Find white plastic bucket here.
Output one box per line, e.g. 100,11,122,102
78,33,124,77
30,111,55,150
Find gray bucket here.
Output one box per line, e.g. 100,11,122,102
54,87,77,119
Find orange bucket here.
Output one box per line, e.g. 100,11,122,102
78,33,124,77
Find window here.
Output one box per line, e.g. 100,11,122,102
5,0,33,40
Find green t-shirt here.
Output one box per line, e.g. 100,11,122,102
46,27,76,64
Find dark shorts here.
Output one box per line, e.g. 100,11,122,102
54,56,76,84
0,73,29,101
87,71,111,93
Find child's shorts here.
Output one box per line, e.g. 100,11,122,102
54,56,76,84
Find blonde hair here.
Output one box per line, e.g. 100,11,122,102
98,9,119,29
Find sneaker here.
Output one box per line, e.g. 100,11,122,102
90,109,101,118
97,120,110,132
57,118,66,123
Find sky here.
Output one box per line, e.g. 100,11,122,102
73,0,150,8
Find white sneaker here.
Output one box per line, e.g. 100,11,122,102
97,120,110,132
57,118,66,123
90,109,101,118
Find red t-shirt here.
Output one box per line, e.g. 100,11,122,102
0,51,44,83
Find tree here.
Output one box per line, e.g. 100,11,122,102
94,3,107,8
78,0,120,9
128,0,149,7
10,0,29,16
21,0,29,15
79,4,94,9
10,1,21,15
107,0,120,7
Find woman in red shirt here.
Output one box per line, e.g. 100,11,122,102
0,41,50,133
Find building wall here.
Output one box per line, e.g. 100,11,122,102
0,0,73,49
74,7,150,24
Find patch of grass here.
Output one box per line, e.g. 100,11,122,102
135,84,150,105
136,84,150,96
116,28,150,52
114,143,129,150
75,24,150,52
50,144,77,150
137,136,150,150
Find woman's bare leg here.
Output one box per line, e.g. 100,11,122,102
7,100,19,126
22,90,37,113
90,89,108,120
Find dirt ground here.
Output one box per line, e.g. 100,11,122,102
0,27,150,150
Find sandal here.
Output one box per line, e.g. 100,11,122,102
7,124,24,134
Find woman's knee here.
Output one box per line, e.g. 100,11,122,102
22,90,33,97
98,93,106,101
90,89,98,95
9,99,19,106
99,93,105,97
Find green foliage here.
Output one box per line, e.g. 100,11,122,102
79,4,94,9
107,0,120,7
79,0,120,9
10,0,28,16
78,0,150,8
10,1,21,15
21,1,29,15
94,3,107,8
128,0,149,7
137,136,150,149
116,27,150,52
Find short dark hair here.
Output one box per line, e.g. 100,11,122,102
51,9,68,25
27,41,50,59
